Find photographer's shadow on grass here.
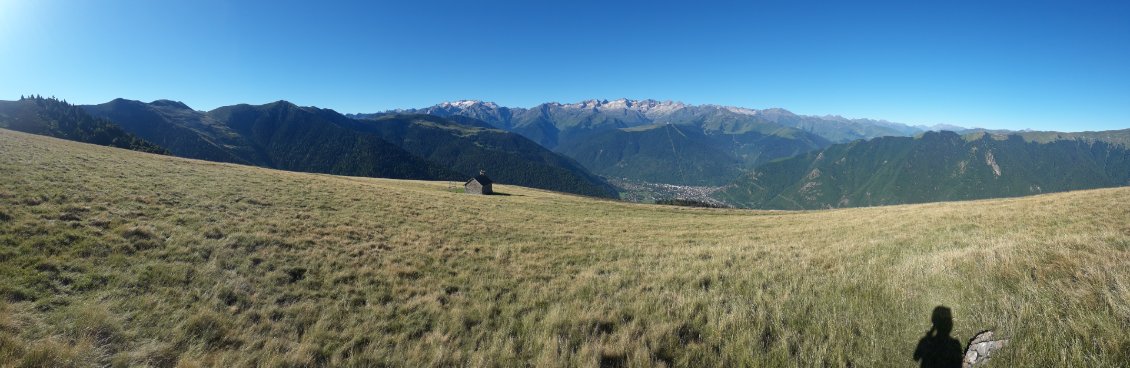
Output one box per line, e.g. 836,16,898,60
913,305,963,368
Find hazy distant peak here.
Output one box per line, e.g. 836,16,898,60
759,107,796,115
743,108,798,122
915,123,968,132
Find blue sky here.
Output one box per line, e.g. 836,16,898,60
1,0,1127,131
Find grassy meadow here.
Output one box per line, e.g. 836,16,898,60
1,128,1128,367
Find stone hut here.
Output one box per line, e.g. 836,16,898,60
464,170,493,195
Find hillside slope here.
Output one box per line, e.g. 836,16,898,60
1,129,1128,366
719,131,1130,209
0,97,165,154
204,101,462,180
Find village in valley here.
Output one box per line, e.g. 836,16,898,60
607,178,733,207
457,173,733,208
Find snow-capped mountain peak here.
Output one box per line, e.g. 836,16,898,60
437,100,499,109
550,98,688,117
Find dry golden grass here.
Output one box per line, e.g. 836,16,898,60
0,128,1128,367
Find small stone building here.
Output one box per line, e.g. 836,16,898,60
464,170,493,195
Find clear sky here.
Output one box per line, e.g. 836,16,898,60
1,0,1127,131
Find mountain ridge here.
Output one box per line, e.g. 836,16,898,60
78,98,617,198
359,99,853,185
364,98,950,143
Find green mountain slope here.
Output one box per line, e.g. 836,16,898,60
718,130,1130,209
205,101,461,180
84,99,450,179
357,114,618,197
0,96,165,154
81,99,255,164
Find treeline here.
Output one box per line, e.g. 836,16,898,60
1,96,166,154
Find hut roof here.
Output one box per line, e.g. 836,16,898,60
466,174,492,186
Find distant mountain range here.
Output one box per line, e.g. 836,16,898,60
82,99,617,198
355,99,958,185
365,99,940,145
717,130,1130,209
3,95,1127,208
0,97,618,198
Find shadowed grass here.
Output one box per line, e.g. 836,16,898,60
0,128,1128,367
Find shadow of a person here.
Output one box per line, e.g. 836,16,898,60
913,306,963,368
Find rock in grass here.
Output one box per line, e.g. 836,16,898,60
964,330,1008,367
